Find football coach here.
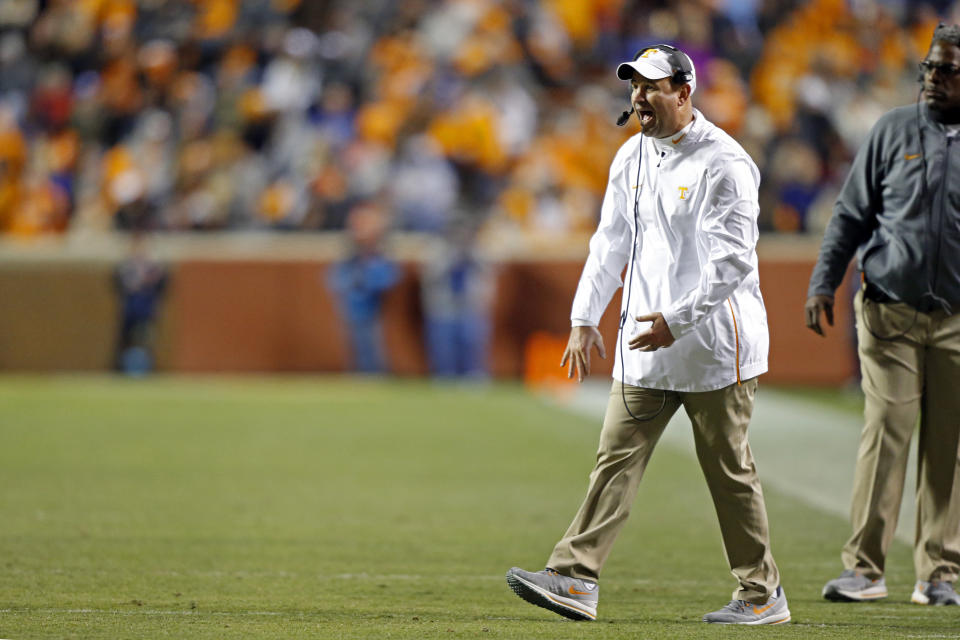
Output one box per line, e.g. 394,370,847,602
506,44,789,625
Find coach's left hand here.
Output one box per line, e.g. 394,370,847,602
628,312,676,352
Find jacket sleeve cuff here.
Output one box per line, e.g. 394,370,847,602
806,284,837,299
571,318,597,327
660,308,690,339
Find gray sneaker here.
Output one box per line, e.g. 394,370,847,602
505,567,598,621
702,586,790,625
822,569,888,602
912,580,960,605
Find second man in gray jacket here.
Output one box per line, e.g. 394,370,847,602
806,22,960,607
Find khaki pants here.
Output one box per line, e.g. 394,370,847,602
842,290,960,582
546,378,780,604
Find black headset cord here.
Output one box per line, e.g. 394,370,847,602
619,138,667,423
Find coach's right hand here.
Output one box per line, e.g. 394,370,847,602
804,294,834,337
561,326,606,383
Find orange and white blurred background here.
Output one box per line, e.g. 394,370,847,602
0,0,954,385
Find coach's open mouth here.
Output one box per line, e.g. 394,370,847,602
638,108,655,127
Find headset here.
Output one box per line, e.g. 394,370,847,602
617,44,695,127
649,44,695,85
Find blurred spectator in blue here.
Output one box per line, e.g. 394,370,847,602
420,215,494,379
765,137,825,232
312,81,356,151
328,200,399,373
0,31,36,102
392,134,459,232
115,230,168,375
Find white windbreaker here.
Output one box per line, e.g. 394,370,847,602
571,109,768,392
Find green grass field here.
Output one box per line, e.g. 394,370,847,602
0,376,957,639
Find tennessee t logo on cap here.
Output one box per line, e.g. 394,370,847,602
616,44,697,95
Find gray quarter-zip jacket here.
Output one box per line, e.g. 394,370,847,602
808,103,960,312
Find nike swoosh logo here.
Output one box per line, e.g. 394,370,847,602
904,153,921,160
672,133,687,144
751,602,775,615
568,586,593,596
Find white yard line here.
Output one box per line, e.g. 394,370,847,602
554,382,917,544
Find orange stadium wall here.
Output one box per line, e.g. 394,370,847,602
169,260,426,375
0,247,855,385
0,261,176,371
0,262,119,371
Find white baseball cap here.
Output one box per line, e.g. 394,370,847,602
616,45,697,94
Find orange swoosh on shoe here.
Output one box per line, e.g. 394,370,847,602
751,602,775,615
568,586,593,596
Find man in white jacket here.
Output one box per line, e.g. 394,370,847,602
506,45,788,625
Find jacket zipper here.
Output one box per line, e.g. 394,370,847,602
726,299,742,385
931,135,952,296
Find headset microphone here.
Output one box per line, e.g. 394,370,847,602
617,107,633,126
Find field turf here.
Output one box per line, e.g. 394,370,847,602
0,376,957,639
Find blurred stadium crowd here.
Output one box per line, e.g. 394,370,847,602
0,0,955,239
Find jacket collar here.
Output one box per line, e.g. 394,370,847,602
919,101,960,132
650,109,703,155
920,103,943,132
